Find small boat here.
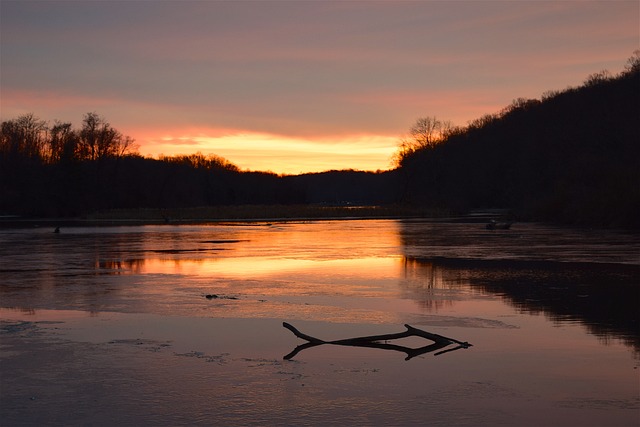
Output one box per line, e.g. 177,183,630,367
486,220,512,230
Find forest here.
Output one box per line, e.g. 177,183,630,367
0,112,398,217
396,53,639,228
1,54,638,228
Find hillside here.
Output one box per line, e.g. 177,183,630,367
2,59,638,228
398,65,639,227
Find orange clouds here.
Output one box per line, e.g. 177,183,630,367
2,1,638,173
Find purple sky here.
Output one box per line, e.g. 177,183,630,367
2,1,638,174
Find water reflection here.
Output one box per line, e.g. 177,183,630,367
399,257,640,353
1,220,638,352
0,222,407,322
2,220,638,427
398,219,640,354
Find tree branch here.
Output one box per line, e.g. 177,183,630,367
283,322,472,360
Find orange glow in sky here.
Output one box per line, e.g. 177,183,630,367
138,130,398,174
1,1,638,174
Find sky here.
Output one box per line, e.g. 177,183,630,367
1,1,638,175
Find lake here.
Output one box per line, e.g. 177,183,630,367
1,219,638,426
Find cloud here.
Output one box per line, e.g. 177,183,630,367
2,0,638,172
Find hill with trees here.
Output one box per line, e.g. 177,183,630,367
396,53,639,228
1,53,637,227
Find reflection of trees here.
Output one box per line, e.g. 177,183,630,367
96,257,213,275
400,258,459,312
0,229,233,315
402,256,640,353
96,259,125,273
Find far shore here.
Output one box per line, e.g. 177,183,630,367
0,204,464,227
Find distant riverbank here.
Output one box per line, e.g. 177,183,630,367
0,204,454,227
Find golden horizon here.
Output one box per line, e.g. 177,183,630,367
135,130,400,175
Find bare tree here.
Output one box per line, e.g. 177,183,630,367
584,69,612,87
160,152,239,172
393,116,453,167
79,112,137,160
48,121,78,162
622,49,640,75
0,113,48,160
408,116,445,149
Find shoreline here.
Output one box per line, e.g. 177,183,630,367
0,204,456,228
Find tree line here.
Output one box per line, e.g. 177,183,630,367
0,112,397,217
1,112,137,164
1,53,638,227
395,52,640,227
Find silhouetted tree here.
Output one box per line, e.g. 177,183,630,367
394,116,455,167
48,121,79,163
160,152,239,172
0,113,48,161
78,112,136,161
622,49,640,75
583,69,613,87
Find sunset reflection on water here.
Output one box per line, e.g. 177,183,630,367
1,219,639,426
124,255,400,281
0,220,637,336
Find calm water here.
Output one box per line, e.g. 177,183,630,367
1,219,639,426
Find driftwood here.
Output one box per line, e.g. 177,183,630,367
283,322,472,361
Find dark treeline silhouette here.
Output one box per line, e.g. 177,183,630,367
2,54,638,227
0,112,398,216
397,53,640,228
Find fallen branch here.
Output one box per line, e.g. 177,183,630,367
283,322,472,361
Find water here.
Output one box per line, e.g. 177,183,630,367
1,219,638,426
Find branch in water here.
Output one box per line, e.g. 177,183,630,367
282,322,472,360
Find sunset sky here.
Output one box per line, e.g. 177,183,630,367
1,1,638,174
